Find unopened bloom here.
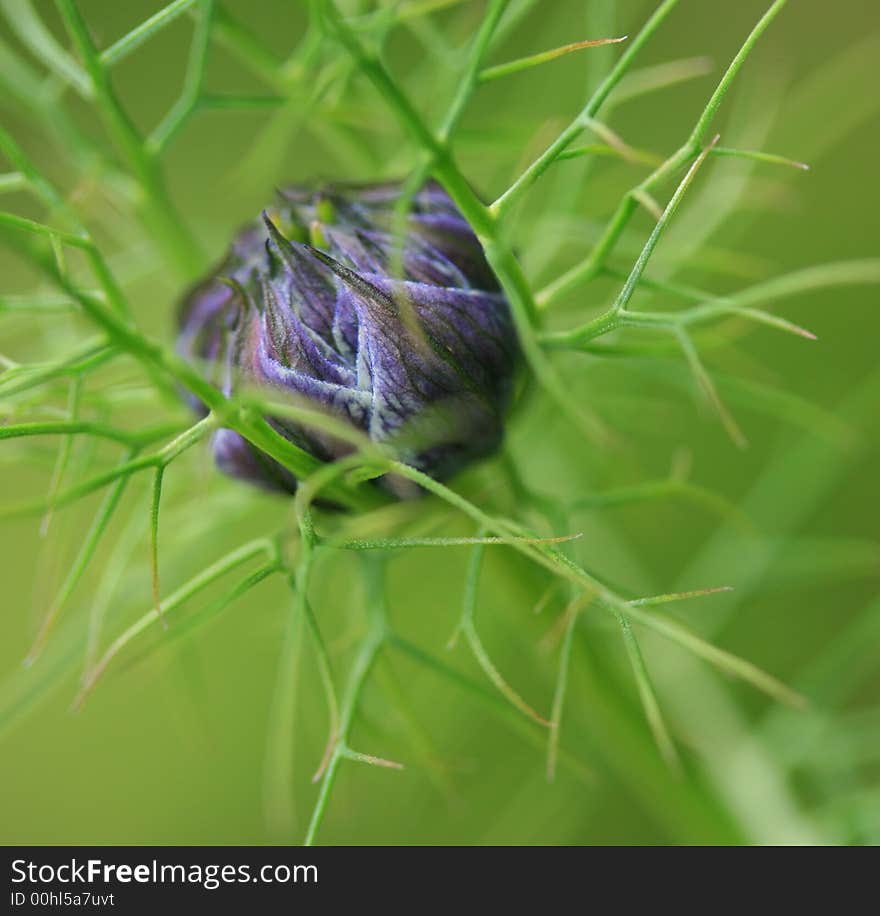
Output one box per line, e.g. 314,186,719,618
178,181,518,497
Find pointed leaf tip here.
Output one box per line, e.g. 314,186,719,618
261,209,287,247
262,211,327,277
301,242,392,306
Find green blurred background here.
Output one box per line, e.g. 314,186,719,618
1,0,878,845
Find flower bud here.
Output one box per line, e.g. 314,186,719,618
178,181,518,497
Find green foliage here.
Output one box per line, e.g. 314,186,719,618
1,0,878,845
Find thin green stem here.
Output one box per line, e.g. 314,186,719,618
609,604,681,772
540,137,717,348
149,465,166,627
386,460,802,707
211,3,285,85
437,0,507,142
1,417,213,519
39,376,82,537
304,556,389,846
75,538,276,707
491,0,681,216
448,537,548,725
262,564,307,839
547,598,580,781
480,36,627,83
0,420,179,448
26,447,139,662
0,0,91,96
55,0,202,274
537,0,790,308
147,0,215,154
688,0,788,146
100,0,200,67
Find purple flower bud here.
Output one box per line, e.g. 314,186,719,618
178,181,518,498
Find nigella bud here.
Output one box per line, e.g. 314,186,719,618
177,181,519,498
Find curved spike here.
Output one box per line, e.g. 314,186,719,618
302,242,396,312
